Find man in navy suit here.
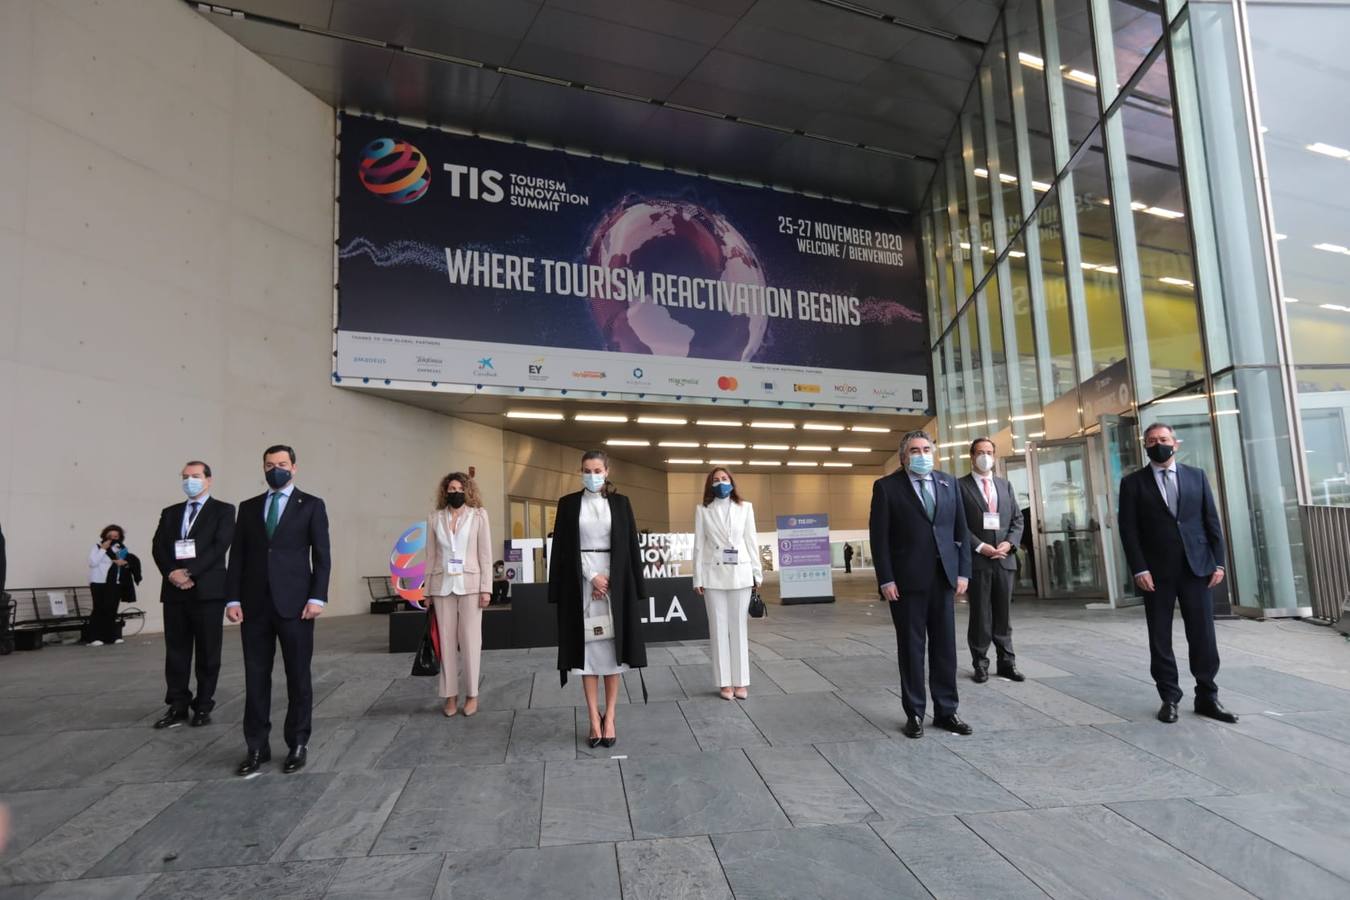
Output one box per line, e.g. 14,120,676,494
1117,423,1236,725
869,430,973,738
226,445,331,775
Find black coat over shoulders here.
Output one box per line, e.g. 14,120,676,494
548,490,648,685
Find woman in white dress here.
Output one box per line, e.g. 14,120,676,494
548,450,648,749
423,472,493,717
692,467,762,699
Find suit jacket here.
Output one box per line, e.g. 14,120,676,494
547,490,647,684
424,506,493,597
869,468,971,592
691,499,763,591
151,497,236,602
1117,462,1226,580
226,489,331,619
958,473,1024,572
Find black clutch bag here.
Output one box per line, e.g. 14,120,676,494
748,587,766,619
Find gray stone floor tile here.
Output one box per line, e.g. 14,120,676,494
986,678,1126,725
941,683,1064,732
375,710,513,767
1099,719,1344,793
0,729,154,791
1213,712,1350,774
366,678,446,718
745,745,877,825
754,659,837,693
31,875,159,899
1280,709,1350,744
767,641,839,659
86,774,335,876
313,677,391,718
677,699,769,751
946,726,1228,807
306,715,407,772
667,646,711,665
817,738,1026,821
713,823,929,900
1196,787,1350,882
472,672,536,711
271,768,411,860
1111,798,1350,899
0,887,45,900
0,781,194,885
573,701,699,759
372,763,543,854
506,707,577,761
833,690,912,736
324,853,445,900
800,655,899,689
623,666,687,701
738,692,886,745
432,844,620,900
616,836,732,900
871,816,1048,899
541,758,633,845
622,750,789,839
138,860,338,899
529,670,628,708
669,662,783,698
1218,666,1350,713
0,786,110,858
83,727,224,786
165,729,252,780
964,805,1257,900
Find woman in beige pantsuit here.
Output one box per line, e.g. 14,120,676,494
424,471,493,717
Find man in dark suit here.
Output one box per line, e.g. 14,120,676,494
1117,422,1236,725
958,437,1025,683
226,445,331,775
150,461,235,728
869,429,973,738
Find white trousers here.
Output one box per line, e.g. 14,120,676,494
705,587,752,687
431,593,482,699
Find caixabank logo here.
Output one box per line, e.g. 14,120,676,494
357,138,431,204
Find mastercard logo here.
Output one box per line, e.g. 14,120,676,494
717,376,739,390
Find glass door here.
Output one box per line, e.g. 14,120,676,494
1029,440,1107,598
1003,456,1038,595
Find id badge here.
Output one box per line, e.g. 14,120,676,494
982,512,1001,531
721,547,740,565
174,539,197,560
447,557,465,576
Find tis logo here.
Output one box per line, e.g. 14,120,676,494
358,138,430,204
442,163,504,203
717,376,739,391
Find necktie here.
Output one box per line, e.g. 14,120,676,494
185,502,200,538
921,478,936,521
1163,469,1178,518
982,478,996,513
266,492,281,538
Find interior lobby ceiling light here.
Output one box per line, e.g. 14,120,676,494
707,459,743,466
666,458,704,464
1144,206,1185,220
1063,68,1097,87
637,415,687,425
1319,303,1350,313
753,443,790,450
837,446,871,453
1275,233,1287,240
750,421,796,429
605,439,650,446
1009,412,1044,421
1314,243,1350,256
659,440,699,447
851,425,890,433
1306,142,1350,159
787,461,818,467
802,423,845,431
794,445,832,452
1159,276,1195,287
822,462,853,468
1008,250,1027,258
696,419,742,427
705,442,746,449
748,460,782,466
1018,51,1045,69
506,411,564,420
574,413,628,423
1282,296,1300,303
1097,264,1119,274
1031,180,1052,192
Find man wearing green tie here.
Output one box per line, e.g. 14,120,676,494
226,445,331,776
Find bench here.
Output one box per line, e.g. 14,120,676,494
365,575,410,614
2,587,145,651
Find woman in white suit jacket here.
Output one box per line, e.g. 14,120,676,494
424,471,493,717
692,467,763,700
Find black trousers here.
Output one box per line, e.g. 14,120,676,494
967,566,1015,668
888,563,959,720
844,559,852,573
240,599,314,751
88,583,121,643
1143,567,1220,704
163,599,225,713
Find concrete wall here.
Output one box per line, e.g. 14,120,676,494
505,432,670,533
0,0,507,631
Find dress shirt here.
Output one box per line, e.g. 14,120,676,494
227,483,324,609
1133,462,1222,578
972,473,998,555
181,493,210,538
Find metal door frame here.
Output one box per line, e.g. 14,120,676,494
1027,438,1109,601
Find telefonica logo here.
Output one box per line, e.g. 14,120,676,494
793,383,821,394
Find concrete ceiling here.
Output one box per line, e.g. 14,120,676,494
191,0,1003,210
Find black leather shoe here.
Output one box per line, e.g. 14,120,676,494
153,709,189,730
236,748,271,776
283,746,308,773
902,717,924,739
996,665,1026,682
1158,702,1179,723
190,711,211,727
932,715,974,735
972,667,989,684
1195,700,1239,724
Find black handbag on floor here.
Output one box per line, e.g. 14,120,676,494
748,587,766,619
410,607,441,677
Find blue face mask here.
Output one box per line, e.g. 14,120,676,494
714,481,733,499
182,477,205,498
265,467,292,490
582,473,606,493
908,452,935,476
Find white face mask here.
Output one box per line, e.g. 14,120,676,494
974,453,994,473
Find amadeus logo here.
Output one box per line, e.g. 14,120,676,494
793,383,821,394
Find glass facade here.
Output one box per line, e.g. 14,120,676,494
921,0,1349,613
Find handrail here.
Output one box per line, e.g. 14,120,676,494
1299,505,1350,624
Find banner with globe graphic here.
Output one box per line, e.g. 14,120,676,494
335,113,929,411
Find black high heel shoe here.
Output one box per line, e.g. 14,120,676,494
600,736,617,749
587,725,602,749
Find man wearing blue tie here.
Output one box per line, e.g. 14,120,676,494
869,430,973,739
1117,423,1236,725
226,445,331,775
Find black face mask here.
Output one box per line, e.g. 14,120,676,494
1146,443,1175,464
265,467,292,490
446,492,466,509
